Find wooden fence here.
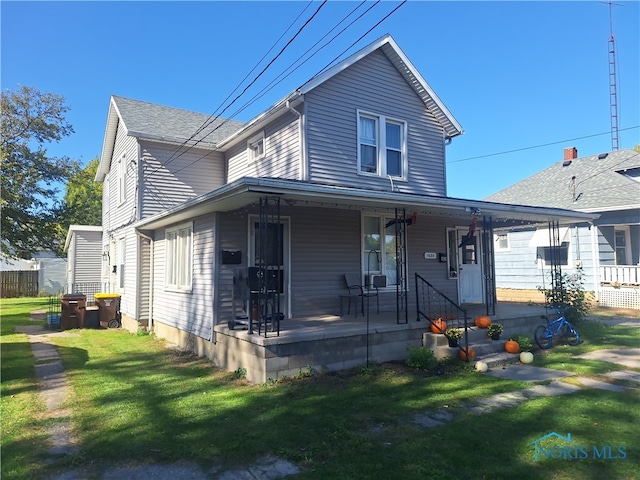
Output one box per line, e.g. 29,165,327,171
0,270,39,297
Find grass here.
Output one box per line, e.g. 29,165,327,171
1,297,639,479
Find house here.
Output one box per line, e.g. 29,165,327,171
95,34,596,382
485,147,640,310
63,225,104,302
1,249,66,296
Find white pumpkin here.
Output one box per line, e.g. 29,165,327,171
520,351,534,364
474,361,488,373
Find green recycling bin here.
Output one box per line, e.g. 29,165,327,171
94,293,121,328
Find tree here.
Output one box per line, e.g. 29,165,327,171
60,157,103,227
1,86,79,259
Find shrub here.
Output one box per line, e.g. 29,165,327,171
406,346,438,371
538,268,592,324
510,334,533,352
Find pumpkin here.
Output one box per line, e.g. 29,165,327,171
430,319,447,334
474,361,488,372
505,340,520,354
520,351,534,364
458,346,476,361
474,315,492,328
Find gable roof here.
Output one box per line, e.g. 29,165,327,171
97,34,462,181
96,96,245,181
485,149,640,212
217,34,464,148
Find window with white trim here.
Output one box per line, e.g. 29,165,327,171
358,111,406,179
117,153,126,205
494,233,510,251
614,228,630,265
248,132,265,163
165,223,193,291
362,214,399,286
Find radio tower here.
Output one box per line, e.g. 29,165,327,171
605,1,622,150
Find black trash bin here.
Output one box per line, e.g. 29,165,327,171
94,293,121,328
61,294,87,330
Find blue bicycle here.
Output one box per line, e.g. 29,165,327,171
534,305,580,349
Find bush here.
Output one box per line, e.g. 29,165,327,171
538,268,592,324
510,334,533,352
406,346,438,371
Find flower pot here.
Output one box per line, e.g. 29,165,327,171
490,333,500,341
447,337,458,348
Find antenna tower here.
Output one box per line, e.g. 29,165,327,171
605,1,622,150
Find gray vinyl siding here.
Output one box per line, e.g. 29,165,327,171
494,227,597,292
598,226,616,266
138,236,151,325
226,111,300,182
304,49,446,195
152,215,215,339
139,141,225,219
105,123,138,231
67,230,102,286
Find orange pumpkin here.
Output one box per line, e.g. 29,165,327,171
430,319,447,334
474,316,492,328
459,347,476,361
505,340,520,354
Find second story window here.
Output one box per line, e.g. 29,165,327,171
248,132,265,163
358,112,406,179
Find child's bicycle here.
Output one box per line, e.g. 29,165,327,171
534,304,580,349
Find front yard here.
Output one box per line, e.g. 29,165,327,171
1,297,638,479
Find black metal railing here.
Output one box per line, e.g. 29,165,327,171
415,273,470,357
70,282,109,306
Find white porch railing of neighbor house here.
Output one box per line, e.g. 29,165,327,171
599,266,640,286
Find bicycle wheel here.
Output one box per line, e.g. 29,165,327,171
562,324,580,346
534,325,553,349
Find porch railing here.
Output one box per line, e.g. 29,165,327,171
415,273,469,356
599,266,640,286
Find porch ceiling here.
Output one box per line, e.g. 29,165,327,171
134,177,598,232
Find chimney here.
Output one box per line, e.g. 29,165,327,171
564,147,578,160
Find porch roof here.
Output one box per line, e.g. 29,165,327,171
134,177,598,233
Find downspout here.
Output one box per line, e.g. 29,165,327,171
286,100,305,180
590,223,600,303
136,230,154,331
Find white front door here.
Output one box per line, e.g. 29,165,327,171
457,228,484,304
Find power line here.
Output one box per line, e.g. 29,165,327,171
144,0,405,182
447,125,640,164
142,1,327,182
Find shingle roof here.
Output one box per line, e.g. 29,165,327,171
484,149,640,212
112,96,246,146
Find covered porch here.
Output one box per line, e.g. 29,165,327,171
210,302,549,383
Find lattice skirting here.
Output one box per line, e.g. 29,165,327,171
599,287,640,309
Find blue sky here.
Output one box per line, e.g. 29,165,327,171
2,1,639,200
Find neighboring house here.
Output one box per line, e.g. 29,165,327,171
0,250,66,295
95,34,595,381
64,225,104,301
485,147,640,309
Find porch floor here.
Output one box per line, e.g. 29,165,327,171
218,302,550,345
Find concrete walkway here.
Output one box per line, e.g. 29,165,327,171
19,316,639,480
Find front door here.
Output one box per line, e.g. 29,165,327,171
457,228,484,304
249,217,290,318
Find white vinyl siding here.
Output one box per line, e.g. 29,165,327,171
165,222,193,292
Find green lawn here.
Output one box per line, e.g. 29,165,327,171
2,298,638,479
